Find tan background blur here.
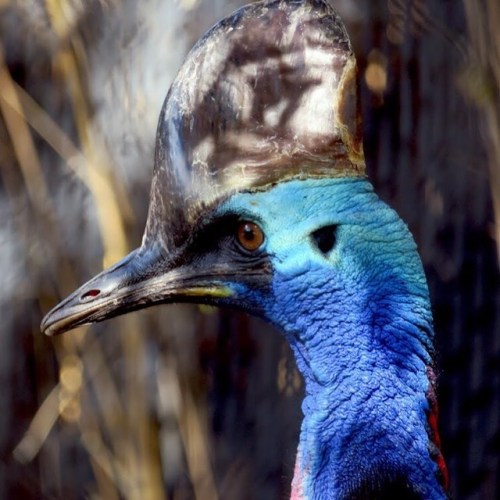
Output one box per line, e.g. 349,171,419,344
0,0,498,499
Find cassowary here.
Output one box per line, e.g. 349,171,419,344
41,0,448,498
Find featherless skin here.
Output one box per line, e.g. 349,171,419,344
41,1,448,498
218,178,448,498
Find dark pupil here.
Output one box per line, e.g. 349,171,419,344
243,224,255,240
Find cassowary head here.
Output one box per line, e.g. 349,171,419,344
42,0,365,335
41,1,448,498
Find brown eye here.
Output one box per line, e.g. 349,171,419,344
236,221,264,251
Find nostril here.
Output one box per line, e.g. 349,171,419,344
81,289,101,301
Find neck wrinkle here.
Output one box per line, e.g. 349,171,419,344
287,315,444,499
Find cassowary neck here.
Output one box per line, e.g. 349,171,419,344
287,301,447,500
280,253,448,499
218,178,448,499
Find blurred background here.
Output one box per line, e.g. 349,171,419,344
0,0,498,498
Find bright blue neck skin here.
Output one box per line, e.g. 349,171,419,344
216,178,446,499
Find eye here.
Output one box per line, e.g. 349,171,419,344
236,221,264,251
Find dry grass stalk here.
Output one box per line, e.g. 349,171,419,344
462,0,500,261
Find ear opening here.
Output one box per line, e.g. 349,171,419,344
311,225,337,255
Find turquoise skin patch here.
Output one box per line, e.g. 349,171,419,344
216,177,445,499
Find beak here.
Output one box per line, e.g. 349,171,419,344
40,245,232,336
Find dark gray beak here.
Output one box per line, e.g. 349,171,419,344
40,246,232,336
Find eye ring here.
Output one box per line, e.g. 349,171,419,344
236,221,264,251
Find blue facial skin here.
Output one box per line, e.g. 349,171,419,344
216,177,446,499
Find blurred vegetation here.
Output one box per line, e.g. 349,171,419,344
0,0,498,499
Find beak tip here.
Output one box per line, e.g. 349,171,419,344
38,249,143,337
40,312,61,336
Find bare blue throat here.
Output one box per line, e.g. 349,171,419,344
217,178,446,499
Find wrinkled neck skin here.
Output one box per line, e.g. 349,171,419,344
217,178,447,499
278,264,445,500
